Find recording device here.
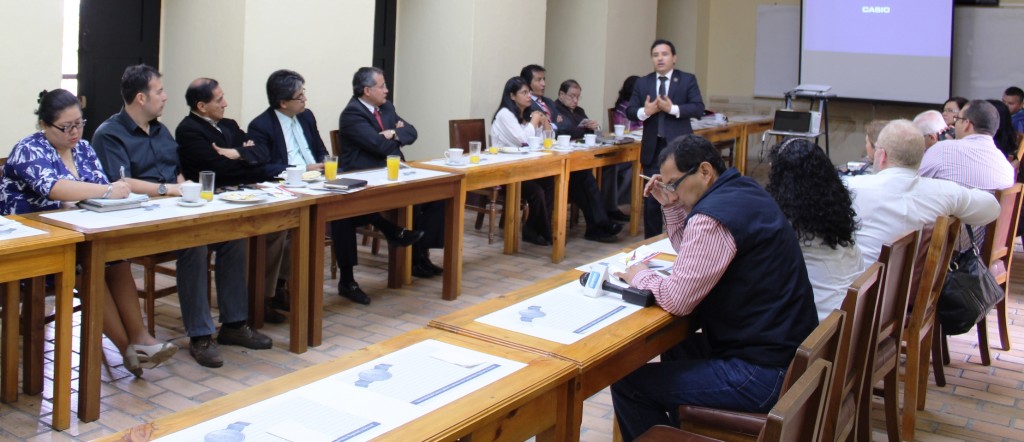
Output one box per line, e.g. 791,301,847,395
581,264,608,298
938,126,955,142
578,272,656,307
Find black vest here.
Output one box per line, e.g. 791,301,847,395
687,168,818,368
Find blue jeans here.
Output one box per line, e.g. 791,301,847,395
611,337,786,441
175,239,248,337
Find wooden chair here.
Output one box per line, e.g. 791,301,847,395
637,359,834,442
328,129,382,256
678,310,846,442
449,119,515,244
900,215,961,442
820,262,883,442
935,183,1023,367
608,107,616,131
858,229,919,442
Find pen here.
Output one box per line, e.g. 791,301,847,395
639,174,653,182
275,185,297,196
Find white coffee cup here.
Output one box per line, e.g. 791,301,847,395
444,148,465,165
285,166,304,185
614,124,625,138
527,136,542,149
714,113,726,123
180,182,201,203
584,133,597,146
557,135,571,148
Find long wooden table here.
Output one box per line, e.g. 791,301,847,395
24,197,314,423
428,268,689,441
0,216,82,430
95,328,577,442
306,170,466,347
695,115,773,175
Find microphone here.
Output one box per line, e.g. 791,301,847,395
578,272,656,307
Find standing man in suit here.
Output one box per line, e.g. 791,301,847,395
520,65,622,242
339,66,441,279
628,39,705,237
93,65,271,369
177,77,289,324
248,69,421,306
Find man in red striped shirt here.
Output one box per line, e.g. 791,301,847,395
611,135,818,440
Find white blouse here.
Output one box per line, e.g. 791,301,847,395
801,240,864,322
491,107,540,147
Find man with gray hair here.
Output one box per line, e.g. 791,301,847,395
912,109,950,149
846,119,999,267
919,99,1015,191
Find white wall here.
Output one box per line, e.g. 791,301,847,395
161,0,374,148
0,1,64,157
601,0,658,128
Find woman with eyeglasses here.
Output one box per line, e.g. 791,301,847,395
766,138,862,321
942,96,967,128
0,89,177,377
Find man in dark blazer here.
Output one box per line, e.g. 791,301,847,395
628,39,705,237
177,77,290,323
521,65,622,242
339,66,442,277
248,69,422,306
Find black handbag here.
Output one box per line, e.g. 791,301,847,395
937,226,1003,335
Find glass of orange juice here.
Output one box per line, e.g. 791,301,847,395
543,130,555,150
468,141,482,164
324,155,338,180
199,171,215,201
386,155,400,180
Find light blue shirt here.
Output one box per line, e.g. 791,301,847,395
275,110,316,166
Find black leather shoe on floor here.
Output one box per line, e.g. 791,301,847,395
189,336,224,368
423,259,443,275
270,286,290,312
339,282,371,305
216,324,273,350
607,210,631,222
263,302,287,324
385,229,424,248
412,262,435,278
523,229,551,246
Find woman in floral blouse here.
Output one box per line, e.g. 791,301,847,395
1,89,177,376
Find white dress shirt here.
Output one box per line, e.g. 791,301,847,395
491,108,540,147
845,167,1000,268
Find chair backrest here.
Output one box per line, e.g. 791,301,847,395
874,229,920,355
448,119,486,152
607,107,616,130
982,183,1024,285
784,309,845,394
905,215,960,338
761,359,833,442
821,262,883,441
328,129,342,157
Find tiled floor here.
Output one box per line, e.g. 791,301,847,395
1,210,1022,441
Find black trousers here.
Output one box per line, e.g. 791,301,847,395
568,170,611,234
643,137,668,238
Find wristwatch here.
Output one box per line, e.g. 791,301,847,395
157,183,167,195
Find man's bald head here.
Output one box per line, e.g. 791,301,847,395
875,119,925,170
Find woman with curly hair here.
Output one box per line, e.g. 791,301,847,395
766,138,863,320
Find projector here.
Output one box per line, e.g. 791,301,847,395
773,110,821,135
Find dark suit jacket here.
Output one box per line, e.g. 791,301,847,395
247,107,328,177
338,98,417,172
554,100,594,140
176,113,272,186
627,69,705,165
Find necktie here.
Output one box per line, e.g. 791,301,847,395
374,108,385,131
537,98,550,116
657,76,668,137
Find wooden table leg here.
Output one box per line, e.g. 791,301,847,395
1,281,18,403
504,182,521,255
551,162,569,263
22,276,44,395
737,126,749,175
307,208,326,348
629,157,642,237
247,235,267,329
77,241,106,422
288,207,309,354
442,179,465,300
51,245,75,430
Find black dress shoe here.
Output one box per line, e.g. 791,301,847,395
522,229,551,246
412,262,435,278
584,230,621,243
385,229,424,248
263,300,287,324
423,259,443,275
339,282,371,305
607,210,631,222
605,222,624,236
270,286,290,312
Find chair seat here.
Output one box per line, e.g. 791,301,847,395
636,425,721,442
678,405,765,438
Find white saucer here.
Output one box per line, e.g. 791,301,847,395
282,182,308,188
445,161,468,166
177,199,206,207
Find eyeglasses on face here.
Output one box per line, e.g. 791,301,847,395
658,165,699,193
952,115,970,124
53,119,86,133
287,89,307,102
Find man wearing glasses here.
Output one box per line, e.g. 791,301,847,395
610,134,818,440
920,99,1014,193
